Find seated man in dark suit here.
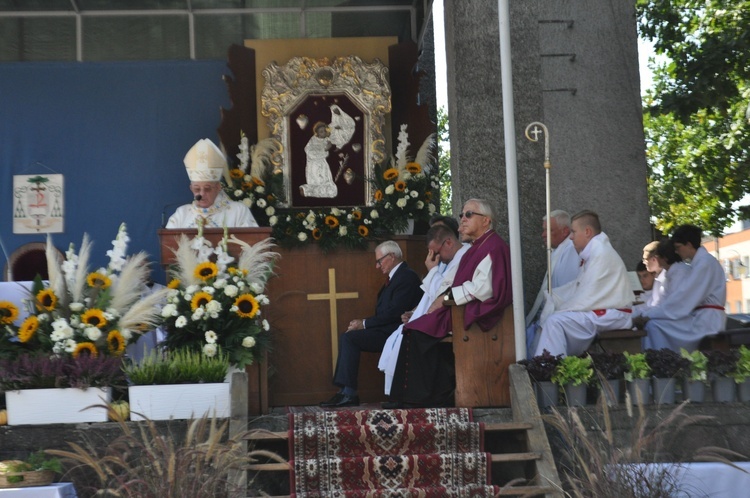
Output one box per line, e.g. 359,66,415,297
320,240,423,407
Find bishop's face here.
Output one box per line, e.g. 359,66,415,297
190,181,221,209
458,201,490,242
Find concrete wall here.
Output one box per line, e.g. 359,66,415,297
443,0,651,311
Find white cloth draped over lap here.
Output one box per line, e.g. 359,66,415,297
641,247,726,351
378,244,470,395
165,190,258,229
525,237,579,327
534,232,633,356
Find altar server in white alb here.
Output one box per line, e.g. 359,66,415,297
166,138,258,229
525,210,580,353
638,224,726,352
533,210,633,357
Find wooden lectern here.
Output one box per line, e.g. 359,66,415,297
158,228,426,413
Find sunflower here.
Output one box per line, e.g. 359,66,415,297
229,168,244,179
267,194,275,202
86,271,112,289
107,330,126,356
425,191,432,201
395,181,407,192
0,301,19,325
194,261,218,281
35,289,58,312
191,291,213,310
312,228,322,240
358,225,369,237
82,309,108,328
242,182,254,190
374,190,383,201
167,278,181,289
324,216,339,228
252,177,265,186
352,210,362,220
18,316,39,342
406,162,422,174
73,342,98,358
383,168,399,181
234,294,260,319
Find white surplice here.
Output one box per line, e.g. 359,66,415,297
166,190,258,229
642,247,726,351
378,244,470,394
525,237,579,327
534,232,633,356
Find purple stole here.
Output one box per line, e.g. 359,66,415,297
405,230,512,338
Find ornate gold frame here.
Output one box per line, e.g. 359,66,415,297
261,55,391,207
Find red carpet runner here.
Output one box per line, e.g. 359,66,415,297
289,407,501,497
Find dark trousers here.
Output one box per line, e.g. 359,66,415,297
332,327,391,390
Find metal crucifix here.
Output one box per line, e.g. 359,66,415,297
524,122,553,294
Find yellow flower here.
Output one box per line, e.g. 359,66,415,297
194,261,218,281
167,279,181,289
82,309,108,328
107,330,126,356
35,289,58,312
325,216,339,228
191,292,213,310
252,177,265,186
425,191,432,201
383,168,399,181
73,342,98,358
234,294,259,318
18,316,38,343
312,228,322,240
358,225,369,237
0,301,19,326
395,181,406,192
406,162,422,174
87,272,112,289
229,168,244,179
352,210,362,220
374,190,384,201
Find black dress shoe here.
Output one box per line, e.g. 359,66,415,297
381,401,403,409
320,393,360,408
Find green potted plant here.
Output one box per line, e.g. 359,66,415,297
0,451,62,488
680,349,708,402
706,349,739,402
624,352,652,405
731,345,750,402
589,351,626,406
518,350,563,409
124,348,231,421
645,348,690,404
551,354,594,407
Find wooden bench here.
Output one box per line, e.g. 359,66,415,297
449,303,515,408
587,328,646,354
699,327,750,351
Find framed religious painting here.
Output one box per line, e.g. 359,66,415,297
261,56,391,209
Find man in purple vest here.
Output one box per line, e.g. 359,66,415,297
388,198,513,407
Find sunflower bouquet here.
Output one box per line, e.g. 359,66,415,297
160,231,277,369
371,124,438,233
0,224,167,363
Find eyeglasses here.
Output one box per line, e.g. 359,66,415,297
459,211,488,219
375,253,392,267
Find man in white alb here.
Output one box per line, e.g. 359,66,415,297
166,138,258,229
533,210,633,357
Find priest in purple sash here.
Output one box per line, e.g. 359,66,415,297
388,198,512,407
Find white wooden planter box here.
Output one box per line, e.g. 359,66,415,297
128,383,230,421
6,387,112,425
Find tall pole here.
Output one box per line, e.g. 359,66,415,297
497,0,526,360
525,122,552,294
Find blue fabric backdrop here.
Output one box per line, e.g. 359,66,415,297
0,60,231,283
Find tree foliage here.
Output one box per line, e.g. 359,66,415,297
436,106,452,215
637,0,750,235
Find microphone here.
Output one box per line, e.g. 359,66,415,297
194,195,202,201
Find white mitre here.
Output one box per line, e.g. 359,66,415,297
183,138,225,182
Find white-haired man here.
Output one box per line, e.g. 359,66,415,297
166,138,258,229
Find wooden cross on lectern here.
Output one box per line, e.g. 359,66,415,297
307,268,359,373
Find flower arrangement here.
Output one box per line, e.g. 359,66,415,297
221,126,437,251
369,124,438,233
160,229,277,368
0,224,167,359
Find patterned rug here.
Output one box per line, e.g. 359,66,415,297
289,408,500,497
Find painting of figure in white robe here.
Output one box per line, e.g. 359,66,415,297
299,105,355,198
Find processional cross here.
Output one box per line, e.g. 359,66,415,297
524,122,553,293
307,268,359,373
